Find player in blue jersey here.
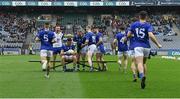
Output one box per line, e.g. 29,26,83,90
73,30,86,71
94,26,107,71
35,23,55,78
113,25,128,73
128,34,138,82
61,37,77,72
127,11,162,89
52,25,64,70
127,28,148,82
83,26,97,72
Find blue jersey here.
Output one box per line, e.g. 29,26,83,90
73,35,83,46
129,36,135,50
85,32,96,45
129,21,153,48
62,44,75,52
82,35,86,44
96,32,104,46
37,30,55,50
96,32,105,53
115,32,128,52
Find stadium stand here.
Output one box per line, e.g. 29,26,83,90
0,6,179,55
0,13,36,54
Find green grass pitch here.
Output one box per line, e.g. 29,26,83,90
0,55,180,98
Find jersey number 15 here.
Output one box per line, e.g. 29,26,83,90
135,28,145,39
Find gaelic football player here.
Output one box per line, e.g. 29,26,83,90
127,11,162,89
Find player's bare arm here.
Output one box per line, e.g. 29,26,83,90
148,32,162,48
96,37,103,46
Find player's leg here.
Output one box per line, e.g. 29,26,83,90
143,48,150,76
99,53,105,71
129,50,137,81
143,63,147,77
87,45,96,72
40,50,48,71
96,52,101,71
87,50,93,71
81,52,86,71
123,51,128,73
45,50,53,78
134,47,146,89
131,57,137,82
52,53,57,70
81,46,88,70
76,53,80,71
72,55,77,71
99,47,107,71
136,56,145,89
61,55,66,71
118,51,123,71
45,57,50,78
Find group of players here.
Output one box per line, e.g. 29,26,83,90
35,11,162,89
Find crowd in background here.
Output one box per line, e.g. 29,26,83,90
0,13,36,44
0,13,179,50
94,14,179,36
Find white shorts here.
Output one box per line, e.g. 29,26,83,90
128,50,135,58
63,55,74,60
81,46,88,54
118,51,128,58
40,50,53,57
87,44,97,54
134,47,151,58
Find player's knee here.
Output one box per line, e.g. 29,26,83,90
61,56,65,60
118,60,122,64
73,56,77,60
42,60,47,64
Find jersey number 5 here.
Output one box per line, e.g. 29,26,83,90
135,28,145,39
44,35,49,42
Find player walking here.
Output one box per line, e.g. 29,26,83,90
35,23,55,78
84,26,97,72
127,11,162,89
94,26,107,71
113,25,128,73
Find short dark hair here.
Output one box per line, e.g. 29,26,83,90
67,38,72,41
119,25,126,31
45,22,50,26
139,11,148,20
86,25,91,29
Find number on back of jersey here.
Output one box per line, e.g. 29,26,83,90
135,28,145,39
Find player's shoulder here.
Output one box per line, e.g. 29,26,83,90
38,29,44,34
145,22,152,27
115,32,120,38
50,31,54,34
131,21,140,26
53,32,57,35
117,32,122,36
98,32,103,36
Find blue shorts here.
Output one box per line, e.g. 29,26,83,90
97,45,105,54
53,47,62,54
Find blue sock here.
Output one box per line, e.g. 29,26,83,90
139,73,144,79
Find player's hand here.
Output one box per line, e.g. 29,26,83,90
157,44,162,48
123,37,127,42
